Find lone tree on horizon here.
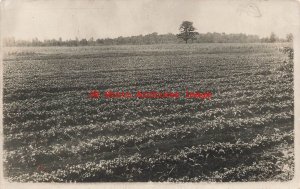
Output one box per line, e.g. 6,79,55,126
177,21,199,44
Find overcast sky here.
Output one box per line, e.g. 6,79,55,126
2,0,299,40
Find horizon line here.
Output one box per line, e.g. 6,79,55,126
3,31,290,41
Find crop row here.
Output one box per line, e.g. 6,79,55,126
4,110,293,171
7,131,293,182
4,100,293,148
3,80,292,131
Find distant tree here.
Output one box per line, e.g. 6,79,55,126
58,37,62,46
96,38,103,44
286,33,293,42
269,32,277,43
177,21,199,44
88,37,94,45
261,37,269,43
75,37,79,46
80,38,88,46
32,37,40,46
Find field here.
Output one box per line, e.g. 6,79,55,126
2,43,294,182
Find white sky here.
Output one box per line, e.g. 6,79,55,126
1,0,300,40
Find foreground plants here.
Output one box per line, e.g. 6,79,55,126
3,43,294,182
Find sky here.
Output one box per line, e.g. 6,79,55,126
1,0,300,40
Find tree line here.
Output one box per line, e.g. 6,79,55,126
176,21,293,44
3,32,292,47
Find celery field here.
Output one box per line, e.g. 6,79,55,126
3,43,294,182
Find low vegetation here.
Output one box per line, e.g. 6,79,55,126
3,43,294,182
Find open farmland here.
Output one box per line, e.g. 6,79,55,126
2,43,294,182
